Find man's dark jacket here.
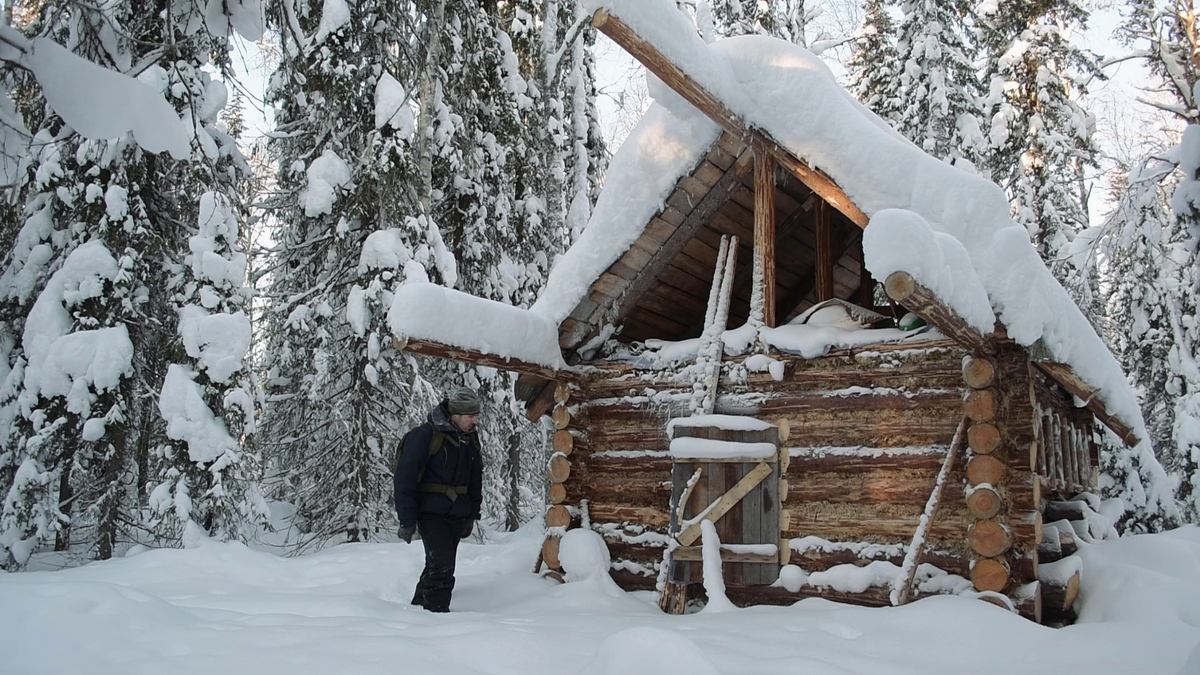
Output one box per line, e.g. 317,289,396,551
393,402,483,528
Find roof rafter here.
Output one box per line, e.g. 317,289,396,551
592,8,869,230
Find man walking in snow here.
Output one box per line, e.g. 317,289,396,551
394,387,484,613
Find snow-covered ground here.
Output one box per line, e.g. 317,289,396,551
3,524,1199,675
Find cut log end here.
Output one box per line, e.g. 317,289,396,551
542,536,561,569
969,520,1013,557
968,423,1002,455
554,382,572,404
971,557,1010,593
553,430,574,456
884,271,917,303
549,483,567,505
967,454,1006,486
963,357,997,389
546,505,571,529
548,454,571,484
552,405,571,430
967,485,1002,520
964,389,998,422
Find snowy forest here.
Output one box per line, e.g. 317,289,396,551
0,0,1197,573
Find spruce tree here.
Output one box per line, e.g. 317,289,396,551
979,0,1102,284
1105,0,1200,524
893,0,986,171
0,0,263,565
846,0,904,126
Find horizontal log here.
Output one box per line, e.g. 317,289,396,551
784,469,966,507
583,453,671,474
549,483,567,505
785,448,949,472
884,271,997,356
1009,511,1043,549
589,502,671,529
787,544,969,577
784,504,970,541
609,567,658,592
395,337,577,383
583,474,672,506
1013,581,1042,623
673,546,778,564
604,540,667,565
1044,500,1088,522
724,582,895,608
1041,569,1081,620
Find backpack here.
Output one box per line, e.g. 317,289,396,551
393,427,469,502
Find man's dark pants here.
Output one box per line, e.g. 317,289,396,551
412,514,467,612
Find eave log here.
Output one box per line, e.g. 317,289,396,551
883,271,996,356
592,8,869,230
1033,361,1140,447
394,336,577,385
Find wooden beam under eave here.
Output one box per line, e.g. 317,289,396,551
393,336,578,384
1034,361,1141,447
815,200,834,302
883,271,996,356
591,8,870,230
754,143,777,327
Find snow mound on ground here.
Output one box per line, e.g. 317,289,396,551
559,529,611,582
586,627,718,675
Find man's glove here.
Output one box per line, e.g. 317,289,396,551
397,525,415,543
460,519,475,540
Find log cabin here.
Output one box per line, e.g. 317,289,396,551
387,2,1149,624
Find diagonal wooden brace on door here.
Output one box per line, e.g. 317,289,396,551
677,461,773,546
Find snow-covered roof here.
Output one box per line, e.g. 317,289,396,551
531,2,1163,473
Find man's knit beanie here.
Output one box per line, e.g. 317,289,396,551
447,387,482,415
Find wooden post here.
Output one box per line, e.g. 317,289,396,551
815,200,834,303
754,143,777,327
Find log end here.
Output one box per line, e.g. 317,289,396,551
592,7,611,28
967,485,1002,520
548,455,571,484
542,536,561,569
971,557,1010,593
884,271,917,303
546,505,571,529
967,454,1006,487
968,423,1002,455
969,520,1013,557
963,357,997,389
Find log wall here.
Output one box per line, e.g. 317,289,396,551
543,336,1079,621
554,338,982,603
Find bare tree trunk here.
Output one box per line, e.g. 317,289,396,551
505,432,521,531
416,0,448,216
